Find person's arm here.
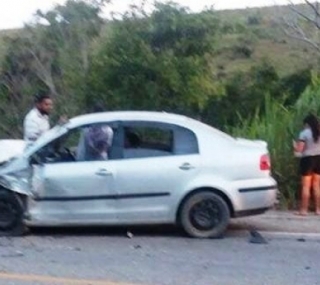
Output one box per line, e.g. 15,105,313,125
58,115,68,125
105,126,114,148
293,140,305,153
293,130,306,153
24,117,41,142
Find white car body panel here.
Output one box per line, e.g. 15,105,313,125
114,154,201,223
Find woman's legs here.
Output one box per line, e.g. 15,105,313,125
299,175,312,215
312,174,320,214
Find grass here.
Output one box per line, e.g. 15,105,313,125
0,28,20,70
228,76,320,209
213,4,318,77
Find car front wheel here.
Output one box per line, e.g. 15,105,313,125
179,191,230,238
0,191,26,236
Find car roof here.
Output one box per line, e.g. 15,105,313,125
24,111,234,157
67,111,234,141
68,111,196,128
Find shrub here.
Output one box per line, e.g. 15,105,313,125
232,44,253,58
247,15,261,25
227,75,320,208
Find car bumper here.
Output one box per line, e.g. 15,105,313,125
230,178,277,216
233,207,272,218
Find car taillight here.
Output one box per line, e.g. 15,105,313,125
260,154,270,171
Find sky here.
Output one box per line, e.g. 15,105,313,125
0,0,305,30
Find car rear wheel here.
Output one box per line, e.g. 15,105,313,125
0,191,26,236
179,191,230,238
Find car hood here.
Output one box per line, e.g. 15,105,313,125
0,140,26,164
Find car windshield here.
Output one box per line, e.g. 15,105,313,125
24,124,68,157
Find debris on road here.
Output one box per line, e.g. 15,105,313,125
297,238,306,242
249,230,268,244
127,231,134,239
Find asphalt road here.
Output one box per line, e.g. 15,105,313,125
0,226,319,285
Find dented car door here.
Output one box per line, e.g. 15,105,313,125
29,160,117,224
26,124,118,224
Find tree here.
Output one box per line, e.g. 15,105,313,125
205,61,280,128
31,0,107,112
88,2,224,117
283,1,320,52
0,0,107,137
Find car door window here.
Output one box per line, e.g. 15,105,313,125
174,126,199,155
31,128,81,164
122,122,198,159
76,124,114,162
123,126,173,159
31,123,117,164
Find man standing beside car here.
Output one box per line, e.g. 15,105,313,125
23,92,53,148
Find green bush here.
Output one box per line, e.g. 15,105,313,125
228,74,320,208
247,15,261,26
232,44,253,58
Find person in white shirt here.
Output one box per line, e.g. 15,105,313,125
23,93,53,147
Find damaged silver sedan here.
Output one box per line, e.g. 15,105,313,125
0,111,277,238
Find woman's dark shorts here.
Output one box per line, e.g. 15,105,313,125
300,155,320,176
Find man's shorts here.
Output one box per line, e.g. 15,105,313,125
299,155,320,176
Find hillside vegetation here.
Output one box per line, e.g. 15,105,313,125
0,4,315,75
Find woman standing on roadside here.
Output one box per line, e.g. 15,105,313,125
293,114,320,215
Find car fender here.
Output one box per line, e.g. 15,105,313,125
184,174,234,199
0,154,34,196
0,174,31,196
170,174,236,220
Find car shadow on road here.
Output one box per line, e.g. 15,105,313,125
27,224,247,239
29,225,185,238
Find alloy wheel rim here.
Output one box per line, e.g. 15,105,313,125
189,199,221,231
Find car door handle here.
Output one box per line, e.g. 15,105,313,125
179,163,195,170
95,169,112,176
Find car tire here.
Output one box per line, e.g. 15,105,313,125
0,191,26,236
179,191,230,238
